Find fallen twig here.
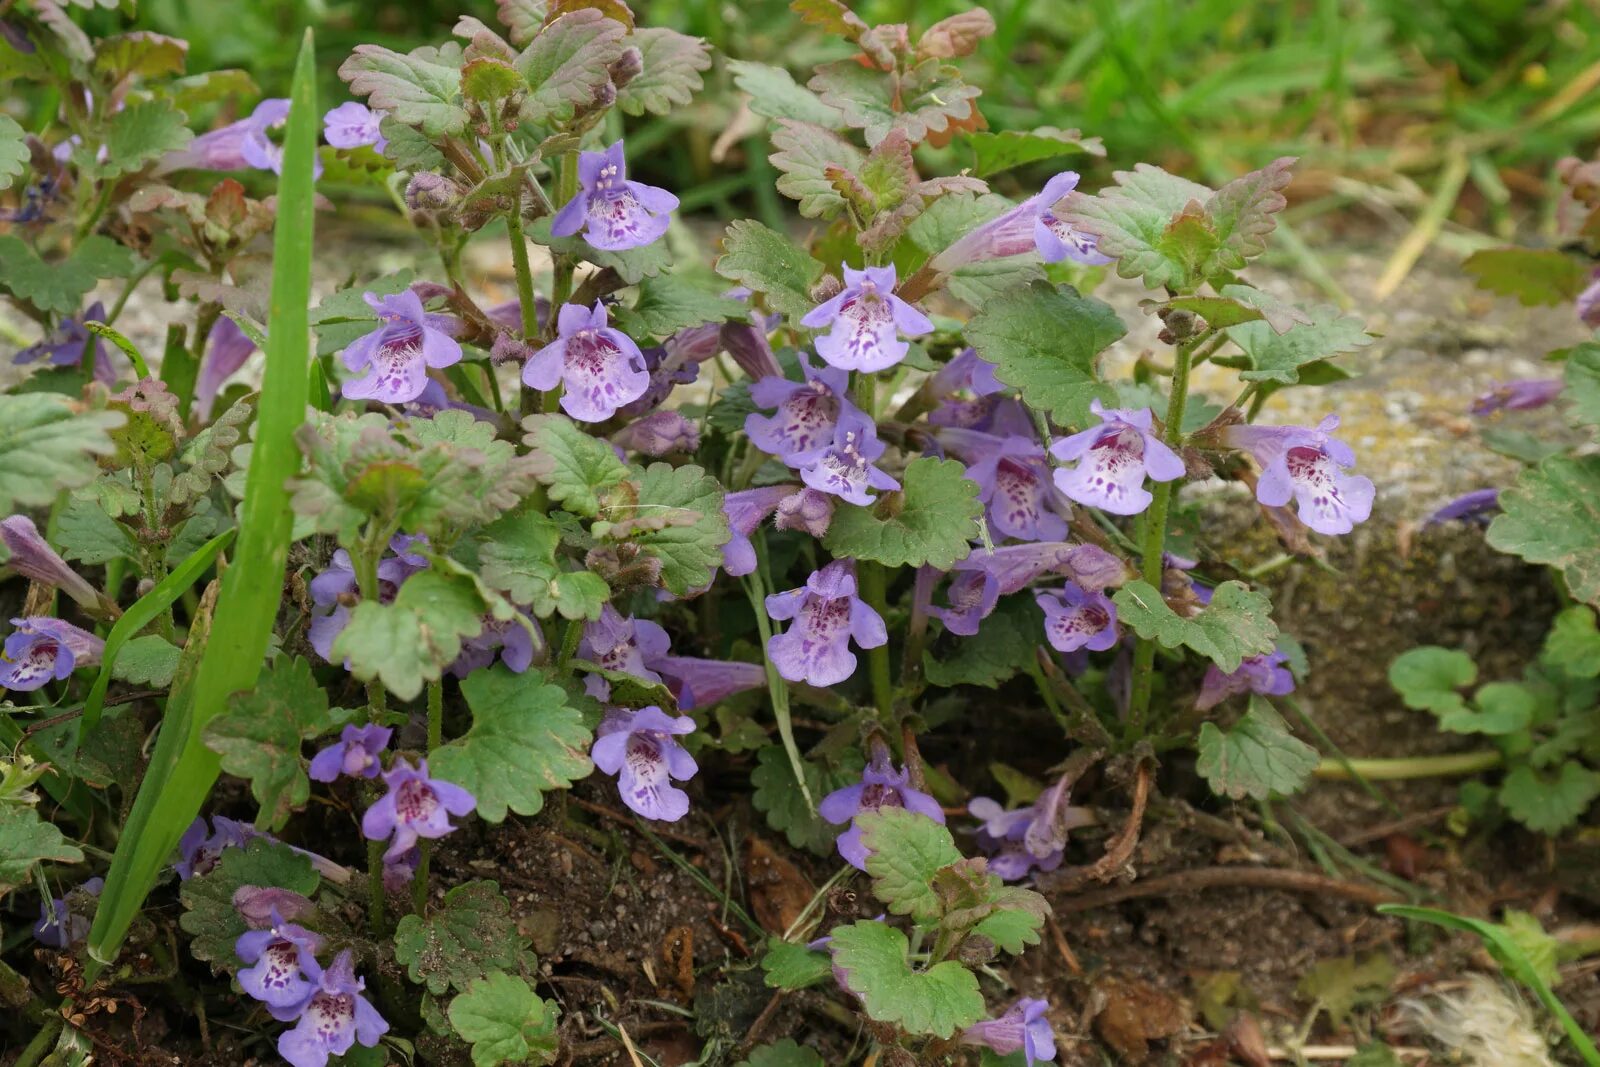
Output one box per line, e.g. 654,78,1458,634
1043,760,1151,893
1053,866,1403,913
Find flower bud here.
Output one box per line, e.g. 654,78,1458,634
809,274,843,303
405,172,464,212
956,934,997,965
608,47,644,89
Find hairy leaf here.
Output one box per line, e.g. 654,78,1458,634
770,119,866,219
1487,455,1600,606
1113,580,1277,672
858,808,962,924
395,881,527,995
823,457,981,570
178,839,319,973
339,43,469,138
810,58,981,147
624,463,730,595
0,394,123,513
1196,697,1318,800
1463,247,1591,307
762,938,834,990
448,973,561,1067
924,596,1045,688
333,569,495,701
0,805,83,896
715,219,825,324
0,235,136,315
828,920,985,1037
515,10,627,127
1222,304,1372,384
79,99,192,179
611,275,748,340
617,28,710,116
751,744,863,854
727,60,842,127
964,126,1104,178
521,413,631,518
111,634,182,687
964,281,1124,427
478,509,608,620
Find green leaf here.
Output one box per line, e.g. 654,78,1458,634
972,903,1045,954
1439,681,1533,736
1487,455,1600,606
625,462,731,595
1347,1044,1403,1067
1500,910,1561,987
762,938,834,990
1543,607,1600,680
0,394,123,513
54,491,134,565
1063,164,1213,290
494,0,543,46
770,119,867,219
611,275,748,340
0,115,27,192
924,596,1043,688
715,219,825,324
964,126,1104,178
1196,696,1318,801
339,42,468,138
515,10,627,128
828,920,985,1038
823,457,981,570
1223,304,1372,384
447,973,561,1067
1296,952,1394,1028
858,808,964,924
1499,762,1600,834
94,30,189,79
751,744,864,854
1388,646,1477,715
333,569,492,701
809,57,980,148
432,667,593,823
394,881,527,995
0,235,136,315
1463,247,1591,307
727,60,842,127
461,56,524,103
79,99,192,179
617,28,710,116
0,805,83,896
521,414,630,519
1564,343,1600,428
478,509,608,620
738,1039,824,1067
112,634,183,687
1112,580,1277,672
202,656,350,830
1202,157,1295,273
964,282,1124,427
178,838,319,973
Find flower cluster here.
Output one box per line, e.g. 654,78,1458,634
968,776,1093,881
234,917,388,1067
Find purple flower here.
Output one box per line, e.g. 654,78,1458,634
721,485,794,577
323,102,386,152
649,656,767,711
944,430,1069,542
194,316,257,422
1049,402,1184,516
775,487,836,537
308,724,392,783
721,320,783,382
961,998,1057,1066
746,354,859,465
1195,648,1295,710
275,950,389,1067
1,617,103,691
1221,415,1374,536
159,99,316,176
1035,583,1118,653
523,301,649,422
612,410,700,456
1427,488,1500,526
236,911,324,1009
1471,378,1564,416
968,795,1073,882
579,605,669,699
801,266,933,373
308,537,430,664
361,758,476,864
818,749,945,870
591,706,698,821
796,408,900,506
1579,270,1600,329
383,846,420,894
233,885,315,928
32,877,102,948
449,614,536,678
765,561,887,687
549,140,677,251
929,569,999,636
1,515,101,610
1034,183,1110,266
932,171,1104,274
340,290,463,405
13,301,112,381
175,815,254,880
930,348,1006,402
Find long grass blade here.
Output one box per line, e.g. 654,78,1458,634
85,30,318,976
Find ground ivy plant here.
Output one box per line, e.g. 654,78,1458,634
2,0,1382,1063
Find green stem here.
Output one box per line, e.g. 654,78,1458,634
367,835,388,936
1314,750,1503,781
747,535,813,810
415,679,444,915
857,560,893,721
12,1013,62,1067
555,618,583,672
1125,332,1201,742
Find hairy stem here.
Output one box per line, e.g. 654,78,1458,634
747,535,813,809
366,835,387,937
507,209,540,418
414,679,444,915
857,560,894,721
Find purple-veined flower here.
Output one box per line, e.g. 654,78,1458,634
969,798,1062,881
765,561,887,687
32,877,102,948
1049,402,1184,516
308,536,430,664
1,515,101,610
801,265,933,373
819,749,945,870
775,487,836,537
361,758,476,864
236,911,324,1009
274,950,389,1067
795,408,900,507
961,998,1057,1066
1427,488,1500,526
930,542,1129,636
1034,182,1110,266
591,705,697,821
383,846,420,894
175,816,349,883
1470,378,1564,416
1035,583,1118,653
648,656,766,712
233,885,315,928
0,617,103,691
549,140,677,251
13,301,113,381
579,605,670,699
1221,415,1374,536
449,613,536,678
323,102,386,152
194,316,257,422
308,724,392,783
1195,648,1295,710
746,353,860,465
617,319,728,419
721,485,794,577
931,170,1106,274
159,98,320,176
721,320,784,382
929,569,1000,637
612,410,700,456
340,290,463,405
943,429,1069,542
523,301,649,423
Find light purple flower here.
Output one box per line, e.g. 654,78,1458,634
775,487,836,537
612,410,700,456
1427,488,1500,526
308,536,430,664
32,877,102,948
233,885,315,928
649,656,766,711
930,348,1006,402
1,515,101,610
795,409,900,507
721,485,794,577
968,797,1072,882
928,569,999,636
449,614,536,678
340,290,463,405
579,605,670,699
961,998,1057,1066
746,354,859,465
617,323,722,419
1195,648,1295,710
818,749,945,870
523,301,649,423
175,815,254,880
1221,415,1374,536
1471,378,1564,415
1035,583,1118,653
13,301,112,381
236,911,324,1009
308,724,392,783
1,617,103,691
323,102,386,152
361,758,476,864
194,316,257,422
801,265,933,373
932,171,1106,274
549,140,677,251
1579,270,1600,329
591,706,697,821
383,846,420,894
1050,401,1184,516
275,950,389,1067
721,320,783,382
945,430,1069,542
765,561,887,687
160,99,313,176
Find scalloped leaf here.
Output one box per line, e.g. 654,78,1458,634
1487,455,1600,607
521,413,631,518
828,921,985,1037
394,880,528,995
963,126,1104,178
727,60,843,127
515,9,627,127
1463,247,1590,307
1197,696,1318,800
964,281,1124,427
617,28,710,116
624,462,730,595
715,219,825,324
1112,579,1277,672
339,43,469,138
823,456,981,570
